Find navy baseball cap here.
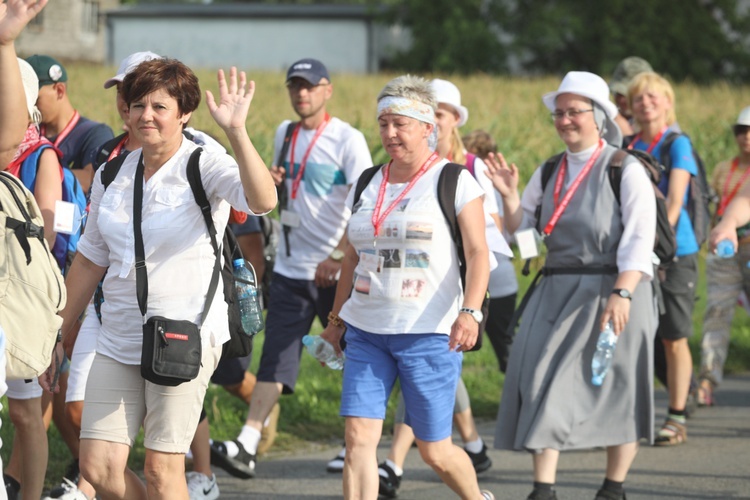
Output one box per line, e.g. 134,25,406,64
286,58,330,85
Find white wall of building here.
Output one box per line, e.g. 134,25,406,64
109,17,373,72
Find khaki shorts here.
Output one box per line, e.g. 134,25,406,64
80,344,222,453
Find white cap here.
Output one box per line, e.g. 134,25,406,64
103,51,162,89
430,79,469,127
17,58,41,124
736,106,750,127
542,71,622,146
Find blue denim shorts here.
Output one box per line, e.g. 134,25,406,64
340,324,462,442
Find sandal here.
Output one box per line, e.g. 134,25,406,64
696,382,715,407
654,418,687,446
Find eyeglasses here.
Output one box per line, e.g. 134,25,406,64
551,108,594,121
286,80,329,92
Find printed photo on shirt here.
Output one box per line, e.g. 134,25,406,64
405,249,430,269
406,221,433,241
383,222,399,239
401,278,425,298
352,198,372,214
354,274,371,295
380,248,401,269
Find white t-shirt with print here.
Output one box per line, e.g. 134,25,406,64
339,160,484,336
273,117,372,280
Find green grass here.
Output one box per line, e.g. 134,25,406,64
2,66,750,485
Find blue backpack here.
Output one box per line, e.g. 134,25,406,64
18,143,87,274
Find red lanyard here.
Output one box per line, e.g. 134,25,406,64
372,153,439,238
627,126,668,154
718,157,750,216
289,114,331,200
543,140,604,236
42,110,80,148
107,134,129,161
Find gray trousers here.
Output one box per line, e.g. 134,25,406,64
700,245,750,387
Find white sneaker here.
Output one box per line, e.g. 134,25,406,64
42,478,89,500
186,472,220,500
326,446,346,473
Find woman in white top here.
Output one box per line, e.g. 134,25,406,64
41,58,276,500
488,72,656,500
321,75,493,500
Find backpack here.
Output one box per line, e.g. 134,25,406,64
353,162,489,351
99,149,253,360
258,214,280,309
0,172,66,380
17,143,87,275
538,149,677,266
659,131,715,247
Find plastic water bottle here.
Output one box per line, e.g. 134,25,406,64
716,239,736,258
232,259,264,335
591,321,618,386
302,335,344,370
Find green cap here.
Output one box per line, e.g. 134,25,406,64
609,56,653,95
25,54,67,87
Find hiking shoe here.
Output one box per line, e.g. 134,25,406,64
4,474,20,500
595,488,626,500
210,440,256,479
326,446,346,473
44,459,82,498
257,402,281,456
378,461,402,498
186,472,219,500
42,478,89,500
527,487,558,500
465,443,492,473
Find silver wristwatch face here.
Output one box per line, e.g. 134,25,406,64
614,288,631,299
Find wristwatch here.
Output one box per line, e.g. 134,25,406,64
329,249,345,262
459,307,484,324
611,288,632,300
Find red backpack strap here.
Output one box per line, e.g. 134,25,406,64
465,153,477,178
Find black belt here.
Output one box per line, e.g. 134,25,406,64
542,265,618,276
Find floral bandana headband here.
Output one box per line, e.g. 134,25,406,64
377,96,435,125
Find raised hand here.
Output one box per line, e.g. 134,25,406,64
206,67,255,132
0,0,48,46
484,151,519,198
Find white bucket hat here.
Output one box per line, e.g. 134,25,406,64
103,51,162,89
430,79,469,127
736,106,750,127
17,58,41,124
542,71,622,146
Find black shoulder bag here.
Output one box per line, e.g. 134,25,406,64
133,150,222,386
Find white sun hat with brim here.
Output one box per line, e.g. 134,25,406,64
542,71,622,146
430,79,469,127
17,58,41,124
735,106,750,127
103,51,162,89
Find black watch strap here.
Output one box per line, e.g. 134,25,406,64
611,288,632,300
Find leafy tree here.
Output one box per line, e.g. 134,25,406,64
377,0,508,74
507,0,750,83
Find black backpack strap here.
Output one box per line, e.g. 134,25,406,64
535,153,564,232
276,121,298,257
352,165,383,209
523,153,563,276
100,151,130,191
659,131,680,172
95,132,128,169
184,147,222,327
437,163,465,281
607,149,629,205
